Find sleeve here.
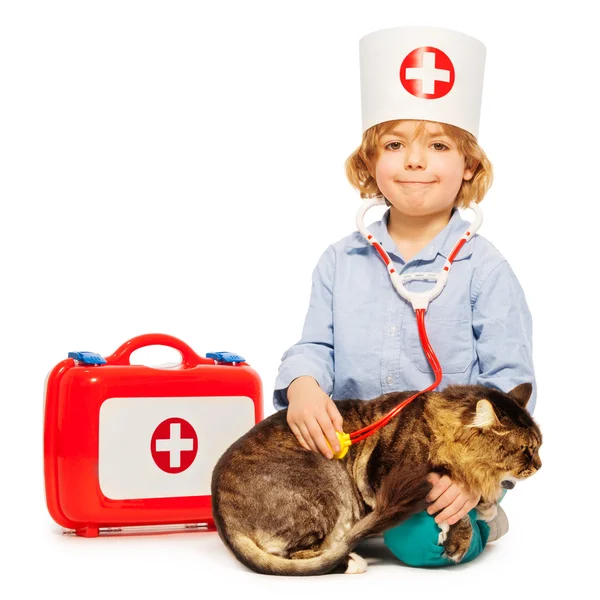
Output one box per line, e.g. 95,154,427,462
272,246,335,411
472,260,537,414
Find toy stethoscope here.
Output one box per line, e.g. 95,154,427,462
330,197,483,459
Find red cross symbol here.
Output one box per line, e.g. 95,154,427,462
400,47,455,99
151,417,198,474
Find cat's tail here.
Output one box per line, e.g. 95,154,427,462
350,464,432,539
220,467,432,576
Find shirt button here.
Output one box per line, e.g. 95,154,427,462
386,375,393,384
388,326,396,334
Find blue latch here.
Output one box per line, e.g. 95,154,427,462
206,351,245,363
68,351,107,365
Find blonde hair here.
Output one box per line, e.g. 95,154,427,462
344,119,493,208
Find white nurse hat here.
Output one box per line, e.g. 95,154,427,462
359,26,486,138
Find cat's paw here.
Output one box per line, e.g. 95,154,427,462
442,517,473,564
444,544,469,564
476,503,498,522
437,521,450,545
345,552,368,574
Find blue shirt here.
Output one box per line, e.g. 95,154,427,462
273,208,536,414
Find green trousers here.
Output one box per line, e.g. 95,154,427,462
383,491,506,568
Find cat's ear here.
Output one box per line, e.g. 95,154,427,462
507,383,532,408
468,399,500,429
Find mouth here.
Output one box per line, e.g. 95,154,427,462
398,181,435,185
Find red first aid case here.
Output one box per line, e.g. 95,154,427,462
44,334,262,537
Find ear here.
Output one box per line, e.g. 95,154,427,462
508,383,532,408
463,159,478,181
468,399,500,429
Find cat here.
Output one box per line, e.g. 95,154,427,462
211,383,542,576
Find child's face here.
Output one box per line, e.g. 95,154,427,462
374,120,473,217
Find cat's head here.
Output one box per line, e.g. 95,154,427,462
459,383,542,490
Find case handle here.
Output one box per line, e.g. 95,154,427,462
105,334,213,369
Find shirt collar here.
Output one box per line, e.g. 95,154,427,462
345,207,474,262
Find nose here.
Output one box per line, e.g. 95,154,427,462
532,454,542,471
404,143,427,170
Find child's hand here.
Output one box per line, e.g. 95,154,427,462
287,376,344,459
426,473,481,526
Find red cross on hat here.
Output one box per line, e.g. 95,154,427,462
400,46,455,99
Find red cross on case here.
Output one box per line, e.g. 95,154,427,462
151,418,198,473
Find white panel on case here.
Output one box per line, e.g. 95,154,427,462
98,396,255,500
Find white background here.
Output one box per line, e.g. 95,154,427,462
1,1,597,598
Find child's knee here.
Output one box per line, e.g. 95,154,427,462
383,510,488,568
383,511,450,567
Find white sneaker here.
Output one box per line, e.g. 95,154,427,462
486,505,509,543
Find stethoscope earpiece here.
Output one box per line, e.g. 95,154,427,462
355,200,483,311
